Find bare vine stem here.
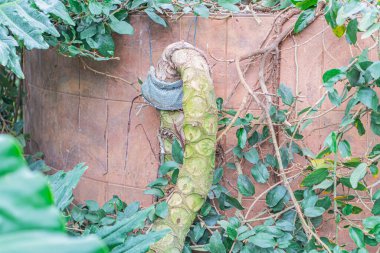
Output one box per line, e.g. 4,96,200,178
235,56,332,253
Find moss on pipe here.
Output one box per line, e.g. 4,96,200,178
149,42,217,253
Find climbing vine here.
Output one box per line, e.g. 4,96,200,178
0,0,380,253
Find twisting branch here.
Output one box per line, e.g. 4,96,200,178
235,57,332,253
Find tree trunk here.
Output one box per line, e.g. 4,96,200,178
149,42,217,253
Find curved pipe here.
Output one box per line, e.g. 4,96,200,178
149,42,217,252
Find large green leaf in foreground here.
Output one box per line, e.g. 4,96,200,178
0,134,108,253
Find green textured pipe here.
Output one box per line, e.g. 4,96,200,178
149,42,217,253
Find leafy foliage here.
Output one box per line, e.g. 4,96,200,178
0,134,108,253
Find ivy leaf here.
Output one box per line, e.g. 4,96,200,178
277,83,295,106
145,8,167,27
363,216,380,230
237,175,255,197
349,227,365,248
155,202,168,218
336,1,364,26
144,188,164,198
209,231,226,253
249,233,276,248
346,19,358,44
266,185,287,208
357,87,379,111
251,162,269,183
88,0,103,15
350,163,367,189
109,16,134,35
220,193,244,210
243,147,259,164
193,4,209,18
324,131,337,153
147,177,168,188
172,139,184,164
217,0,240,13
372,199,380,215
295,0,317,10
367,62,380,80
301,168,329,187
354,118,366,136
338,140,352,158
370,109,380,136
294,8,315,34
304,206,325,218
236,128,247,149
213,167,223,184
158,161,178,176
322,68,346,88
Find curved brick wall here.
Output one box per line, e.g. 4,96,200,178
24,15,378,247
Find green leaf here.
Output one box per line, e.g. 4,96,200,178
350,163,367,189
111,230,169,253
372,199,380,215
266,185,287,208
109,15,134,35
236,128,247,149
295,0,317,10
194,4,209,18
251,162,269,183
221,193,244,210
357,87,379,111
0,27,23,78
294,8,316,34
172,138,184,164
339,177,367,191
324,131,337,153
96,207,153,248
301,168,329,187
349,227,365,248
355,118,366,136
34,0,74,25
304,206,325,217
249,232,276,248
144,188,164,198
336,0,364,26
363,216,380,230
147,177,168,188
217,0,240,13
243,147,259,164
367,62,380,80
145,8,167,27
322,68,346,88
237,175,255,197
89,0,102,15
48,163,87,211
370,109,380,136
0,0,59,50
0,232,108,253
0,135,107,253
158,161,178,176
213,167,223,184
209,231,226,253
277,83,295,106
346,19,358,44
338,140,352,158
131,0,148,9
155,202,168,218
